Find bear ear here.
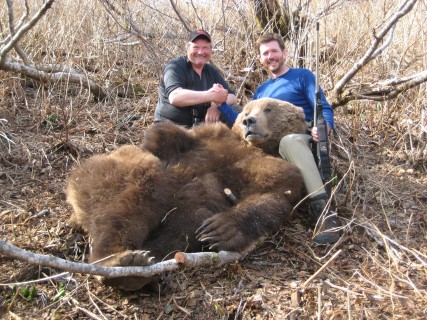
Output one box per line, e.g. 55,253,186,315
142,122,196,163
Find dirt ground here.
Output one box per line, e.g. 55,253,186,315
0,83,426,319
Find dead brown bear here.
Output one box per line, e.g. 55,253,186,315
66,98,307,290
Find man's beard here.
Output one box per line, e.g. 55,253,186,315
190,54,209,66
269,57,285,74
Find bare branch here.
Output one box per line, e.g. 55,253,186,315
0,0,55,66
333,0,417,95
190,0,205,29
332,69,427,107
371,24,396,59
99,0,160,68
0,240,243,281
0,1,29,47
169,0,192,32
315,0,350,19
1,59,106,100
5,0,32,65
0,0,107,100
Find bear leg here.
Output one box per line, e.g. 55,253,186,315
196,193,294,254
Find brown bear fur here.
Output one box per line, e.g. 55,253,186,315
66,98,307,290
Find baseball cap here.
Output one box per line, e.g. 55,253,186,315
188,30,211,43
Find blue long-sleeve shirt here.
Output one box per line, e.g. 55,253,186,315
218,103,238,125
253,68,334,128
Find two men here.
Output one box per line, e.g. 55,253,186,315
155,30,342,245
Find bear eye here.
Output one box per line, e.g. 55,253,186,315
264,108,271,113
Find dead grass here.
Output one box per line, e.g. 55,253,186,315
1,0,426,319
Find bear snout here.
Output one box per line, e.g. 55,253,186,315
243,116,257,127
243,116,259,139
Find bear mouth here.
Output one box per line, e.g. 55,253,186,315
245,130,266,141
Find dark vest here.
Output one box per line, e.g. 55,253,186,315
154,56,217,126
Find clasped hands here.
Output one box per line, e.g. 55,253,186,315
205,83,228,123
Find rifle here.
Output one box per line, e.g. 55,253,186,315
312,21,332,197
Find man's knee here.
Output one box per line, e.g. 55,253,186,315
279,134,303,159
280,133,301,145
280,133,309,150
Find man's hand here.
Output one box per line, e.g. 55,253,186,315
311,125,331,142
208,84,228,105
205,103,221,123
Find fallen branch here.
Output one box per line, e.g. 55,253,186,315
1,59,107,100
331,69,427,107
0,240,244,281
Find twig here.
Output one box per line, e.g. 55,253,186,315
172,295,191,316
23,209,50,223
86,284,108,320
0,272,70,287
354,270,407,299
361,222,427,264
70,297,106,320
324,279,363,296
156,295,174,320
302,249,342,288
87,282,127,318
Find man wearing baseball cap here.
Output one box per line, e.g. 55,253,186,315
154,30,237,128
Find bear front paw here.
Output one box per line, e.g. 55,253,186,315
97,250,160,291
196,216,247,252
115,250,155,266
98,250,155,267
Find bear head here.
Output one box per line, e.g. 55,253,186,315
232,98,307,155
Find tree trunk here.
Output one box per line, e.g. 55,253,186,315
252,0,308,67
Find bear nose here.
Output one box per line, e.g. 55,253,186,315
243,116,256,127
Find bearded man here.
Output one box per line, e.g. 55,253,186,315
253,33,342,245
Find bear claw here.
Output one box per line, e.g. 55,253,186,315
117,250,155,266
